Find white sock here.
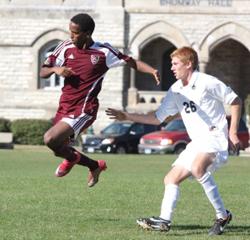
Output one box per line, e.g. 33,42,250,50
198,172,227,219
159,184,180,221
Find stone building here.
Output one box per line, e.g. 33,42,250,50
0,0,250,133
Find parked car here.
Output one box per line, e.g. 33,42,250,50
139,116,249,155
227,116,249,155
82,121,160,154
138,118,190,154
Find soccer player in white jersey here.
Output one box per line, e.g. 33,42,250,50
106,46,242,235
40,13,160,188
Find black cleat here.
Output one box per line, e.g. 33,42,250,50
208,210,232,236
136,216,171,232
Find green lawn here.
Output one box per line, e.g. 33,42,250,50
0,146,250,240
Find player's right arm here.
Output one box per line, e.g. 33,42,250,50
105,108,161,125
40,66,75,78
40,39,76,78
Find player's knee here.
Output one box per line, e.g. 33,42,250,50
164,175,179,185
191,165,205,179
43,132,55,147
163,175,169,185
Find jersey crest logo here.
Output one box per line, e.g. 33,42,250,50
91,55,100,65
68,54,74,59
43,58,51,65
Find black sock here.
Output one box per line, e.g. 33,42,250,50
54,146,76,161
77,152,98,171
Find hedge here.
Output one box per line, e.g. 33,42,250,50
0,118,11,132
11,119,52,145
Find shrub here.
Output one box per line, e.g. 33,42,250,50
0,118,11,132
11,119,52,145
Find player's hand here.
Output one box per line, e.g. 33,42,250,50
54,67,76,77
228,132,240,154
105,108,127,121
152,69,160,85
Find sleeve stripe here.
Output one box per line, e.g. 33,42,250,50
53,39,72,56
118,52,132,62
99,44,131,63
99,44,120,57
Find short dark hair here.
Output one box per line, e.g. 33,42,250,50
71,13,95,34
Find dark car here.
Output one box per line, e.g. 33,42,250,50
139,116,249,155
82,121,160,154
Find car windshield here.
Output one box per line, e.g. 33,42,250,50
163,119,186,131
102,122,132,135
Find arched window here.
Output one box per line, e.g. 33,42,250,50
206,39,250,101
162,46,176,90
135,38,176,91
38,40,64,89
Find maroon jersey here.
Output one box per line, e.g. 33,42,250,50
43,39,131,122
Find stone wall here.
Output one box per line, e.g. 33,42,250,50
0,0,250,133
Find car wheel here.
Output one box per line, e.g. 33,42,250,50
174,144,186,154
116,145,127,154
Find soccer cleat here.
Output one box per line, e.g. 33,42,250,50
208,210,232,236
136,216,171,232
87,160,107,187
55,153,80,177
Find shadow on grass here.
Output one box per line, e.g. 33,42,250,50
168,224,250,236
88,217,250,236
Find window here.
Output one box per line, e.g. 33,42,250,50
164,119,186,132
38,40,64,90
130,123,144,135
102,122,132,135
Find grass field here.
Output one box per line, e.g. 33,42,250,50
0,146,250,240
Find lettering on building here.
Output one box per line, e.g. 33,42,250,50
160,0,233,7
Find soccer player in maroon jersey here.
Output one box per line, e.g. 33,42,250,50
40,13,160,187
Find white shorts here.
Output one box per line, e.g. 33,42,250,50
172,139,228,173
61,113,94,139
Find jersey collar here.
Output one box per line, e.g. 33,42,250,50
181,71,199,90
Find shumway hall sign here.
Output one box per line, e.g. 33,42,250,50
160,0,232,7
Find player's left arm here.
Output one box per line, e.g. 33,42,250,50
126,58,160,85
229,96,242,152
104,43,160,85
106,108,161,125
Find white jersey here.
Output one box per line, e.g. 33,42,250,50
156,71,238,151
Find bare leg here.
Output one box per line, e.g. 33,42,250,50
44,121,98,170
44,121,74,158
